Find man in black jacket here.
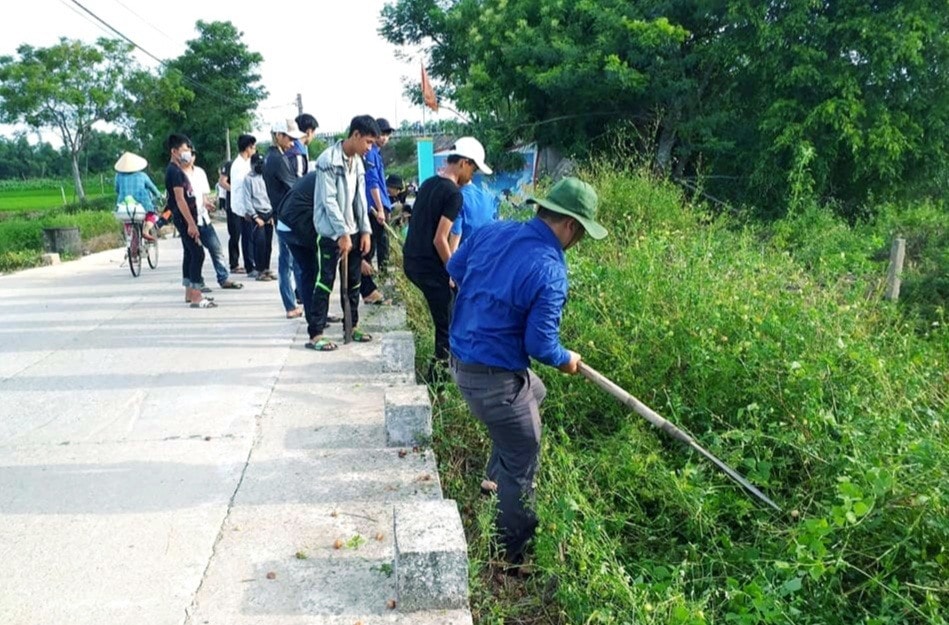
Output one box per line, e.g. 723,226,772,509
265,120,306,318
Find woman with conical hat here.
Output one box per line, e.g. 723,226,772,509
114,152,162,240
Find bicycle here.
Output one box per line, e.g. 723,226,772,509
114,197,159,277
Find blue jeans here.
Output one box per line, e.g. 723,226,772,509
276,228,304,312
199,224,230,286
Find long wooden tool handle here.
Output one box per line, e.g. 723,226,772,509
340,252,353,344
578,362,781,512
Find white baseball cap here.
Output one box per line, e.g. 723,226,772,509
448,136,492,175
271,120,305,139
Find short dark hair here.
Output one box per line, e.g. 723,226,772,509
251,152,265,174
166,132,190,152
295,113,319,133
446,154,474,167
536,206,572,224
237,134,257,152
348,115,380,138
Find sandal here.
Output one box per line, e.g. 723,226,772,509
327,313,342,323
185,295,214,303
190,299,218,308
221,281,244,289
305,338,338,351
286,307,303,319
351,329,373,342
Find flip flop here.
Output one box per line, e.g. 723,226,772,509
305,338,338,351
221,281,243,289
190,299,218,308
327,314,342,323
351,329,373,343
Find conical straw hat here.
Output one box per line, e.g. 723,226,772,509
114,152,148,173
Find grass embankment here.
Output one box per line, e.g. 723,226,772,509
0,202,122,272
396,165,947,624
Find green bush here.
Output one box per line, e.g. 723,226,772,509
0,209,121,271
402,165,948,624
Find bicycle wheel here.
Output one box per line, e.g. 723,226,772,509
146,236,159,269
128,223,142,277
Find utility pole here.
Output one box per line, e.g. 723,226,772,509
296,93,303,117
225,127,231,161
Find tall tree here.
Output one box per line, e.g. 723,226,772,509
381,0,949,212
0,38,137,201
163,20,267,170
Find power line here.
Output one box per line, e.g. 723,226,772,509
67,0,242,109
107,0,177,44
56,0,118,40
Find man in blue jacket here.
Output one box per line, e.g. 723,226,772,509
360,117,394,304
446,177,608,575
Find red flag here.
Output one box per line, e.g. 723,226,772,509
421,62,439,113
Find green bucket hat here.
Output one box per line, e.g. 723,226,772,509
526,177,607,240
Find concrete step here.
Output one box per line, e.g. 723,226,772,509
275,328,417,387
234,447,443,506
260,381,434,451
187,501,470,625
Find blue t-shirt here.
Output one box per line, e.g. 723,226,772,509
449,184,498,239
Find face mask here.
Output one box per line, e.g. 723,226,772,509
179,150,193,164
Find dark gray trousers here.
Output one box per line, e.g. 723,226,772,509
450,360,547,562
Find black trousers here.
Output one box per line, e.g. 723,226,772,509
370,213,390,273
253,221,274,272
225,206,242,270
404,263,453,361
240,218,257,273
311,234,361,339
359,218,382,298
451,362,547,562
173,212,205,287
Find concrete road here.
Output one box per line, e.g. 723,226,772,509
0,231,303,625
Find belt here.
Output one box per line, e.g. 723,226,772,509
449,355,523,376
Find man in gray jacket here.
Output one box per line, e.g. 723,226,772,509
282,115,379,351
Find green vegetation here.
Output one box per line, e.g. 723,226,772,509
0,179,113,212
381,0,949,214
397,165,947,624
0,206,120,272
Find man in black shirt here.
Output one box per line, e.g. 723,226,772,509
165,133,214,308
402,136,492,380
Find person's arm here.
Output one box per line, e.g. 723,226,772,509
370,187,387,223
355,167,372,255
173,186,200,241
448,232,461,253
218,172,230,192
524,272,575,371
445,233,471,286
448,212,463,252
145,177,161,199
313,164,349,251
433,216,455,265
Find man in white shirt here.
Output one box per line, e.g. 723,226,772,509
229,134,258,276
182,142,243,291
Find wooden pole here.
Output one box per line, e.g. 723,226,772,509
885,237,906,301
340,253,353,344
578,362,782,512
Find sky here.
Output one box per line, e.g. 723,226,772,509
0,0,442,145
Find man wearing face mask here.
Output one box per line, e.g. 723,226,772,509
446,177,608,576
165,133,214,308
